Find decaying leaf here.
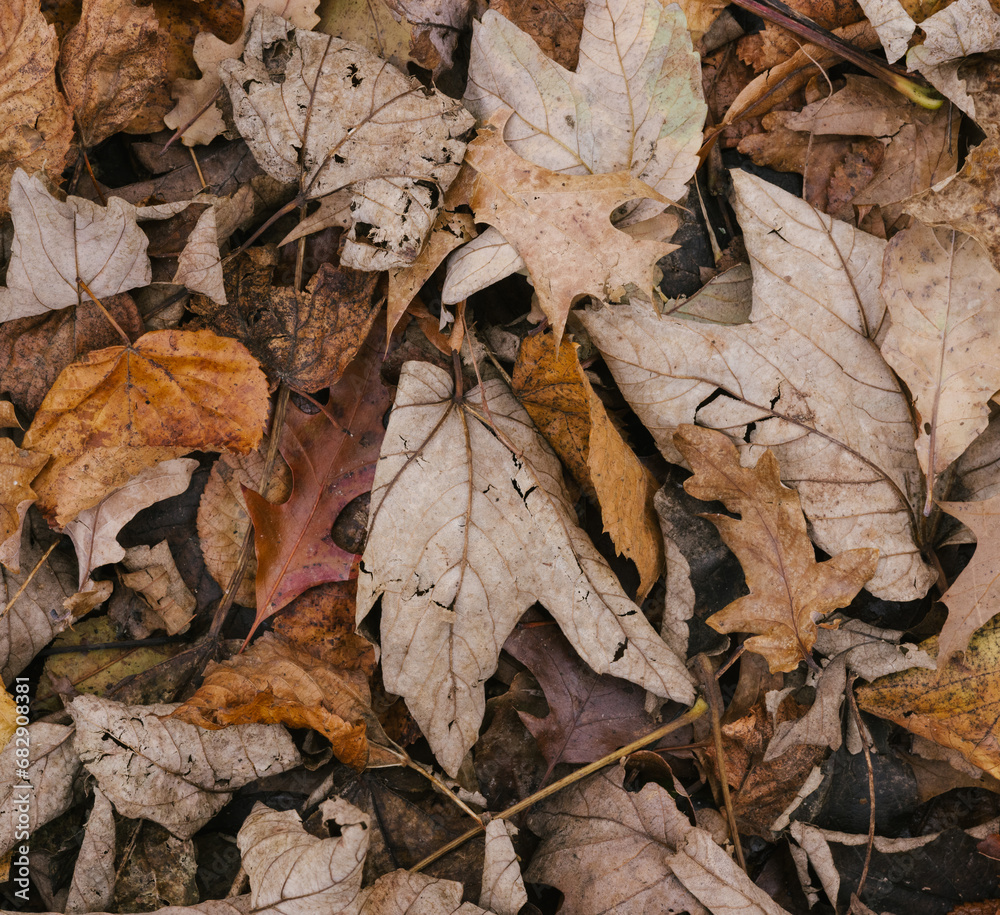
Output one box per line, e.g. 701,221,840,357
879,222,1000,510
513,332,663,595
855,0,916,61
238,798,490,915
23,328,269,526
64,787,116,915
676,424,878,673
121,541,198,635
0,0,73,217
358,360,694,776
164,0,321,146
0,437,47,571
58,0,168,147
318,0,413,73
579,169,936,601
69,694,302,839
444,0,705,300
172,204,227,306
857,615,1000,777
221,8,474,270
464,113,674,341
246,326,392,634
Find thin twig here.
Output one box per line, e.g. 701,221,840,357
77,279,131,345
189,147,209,192
1,540,59,621
409,697,708,873
847,675,876,901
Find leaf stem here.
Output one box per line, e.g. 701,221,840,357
409,697,708,873
76,279,131,345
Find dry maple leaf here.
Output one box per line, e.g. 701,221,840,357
676,424,879,673
0,438,47,571
69,695,302,839
879,222,1000,511
0,0,73,217
465,111,675,342
58,0,168,147
579,169,936,601
857,615,1000,778
245,326,392,636
444,0,705,301
513,331,663,595
23,328,269,527
221,8,474,270
358,360,694,776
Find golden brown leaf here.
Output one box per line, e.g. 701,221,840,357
465,111,674,341
0,439,47,572
857,615,1000,778
23,329,269,526
513,332,663,596
58,0,168,147
0,0,73,216
675,424,879,673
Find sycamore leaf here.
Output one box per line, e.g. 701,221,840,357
513,332,663,595
0,0,73,217
879,222,1000,511
579,169,936,601
23,328,270,527
69,695,302,839
221,8,474,270
464,113,674,342
857,615,1000,778
443,0,705,300
238,799,490,915
163,0,321,146
0,723,80,858
676,425,878,673
170,630,396,771
65,459,197,593
121,541,198,635
246,326,392,635
358,360,694,776
0,437,47,571
58,0,168,147
0,170,188,323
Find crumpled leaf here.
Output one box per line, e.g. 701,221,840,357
121,541,198,636
69,694,302,839
0,170,188,323
358,360,694,776
0,723,80,858
676,424,878,673
23,328,270,526
65,458,198,593
854,0,916,62
238,798,490,915
383,0,471,77
65,787,116,915
172,204,227,306
462,112,674,341
579,169,936,601
221,8,474,270
58,0,168,147
164,0,321,147
170,629,397,771
857,614,1000,777
0,437,47,571
444,0,705,301
246,326,391,635
480,821,527,915
879,221,1000,510
0,0,73,217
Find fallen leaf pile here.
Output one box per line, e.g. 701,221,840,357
6,0,1000,911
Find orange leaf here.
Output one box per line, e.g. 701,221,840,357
23,328,269,526
0,438,48,571
675,424,878,673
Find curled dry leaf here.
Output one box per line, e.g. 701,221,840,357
172,205,227,306
513,331,663,595
0,170,188,323
879,222,1000,510
445,0,705,301
677,424,878,673
579,169,936,601
64,786,116,915
221,8,474,270
121,541,198,635
164,0,321,146
65,458,198,592
480,821,528,915
23,329,270,527
0,437,47,571
238,798,490,915
0,723,80,858
464,112,674,342
58,0,168,147
358,361,694,776
384,0,472,76
0,0,73,217
69,694,302,839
